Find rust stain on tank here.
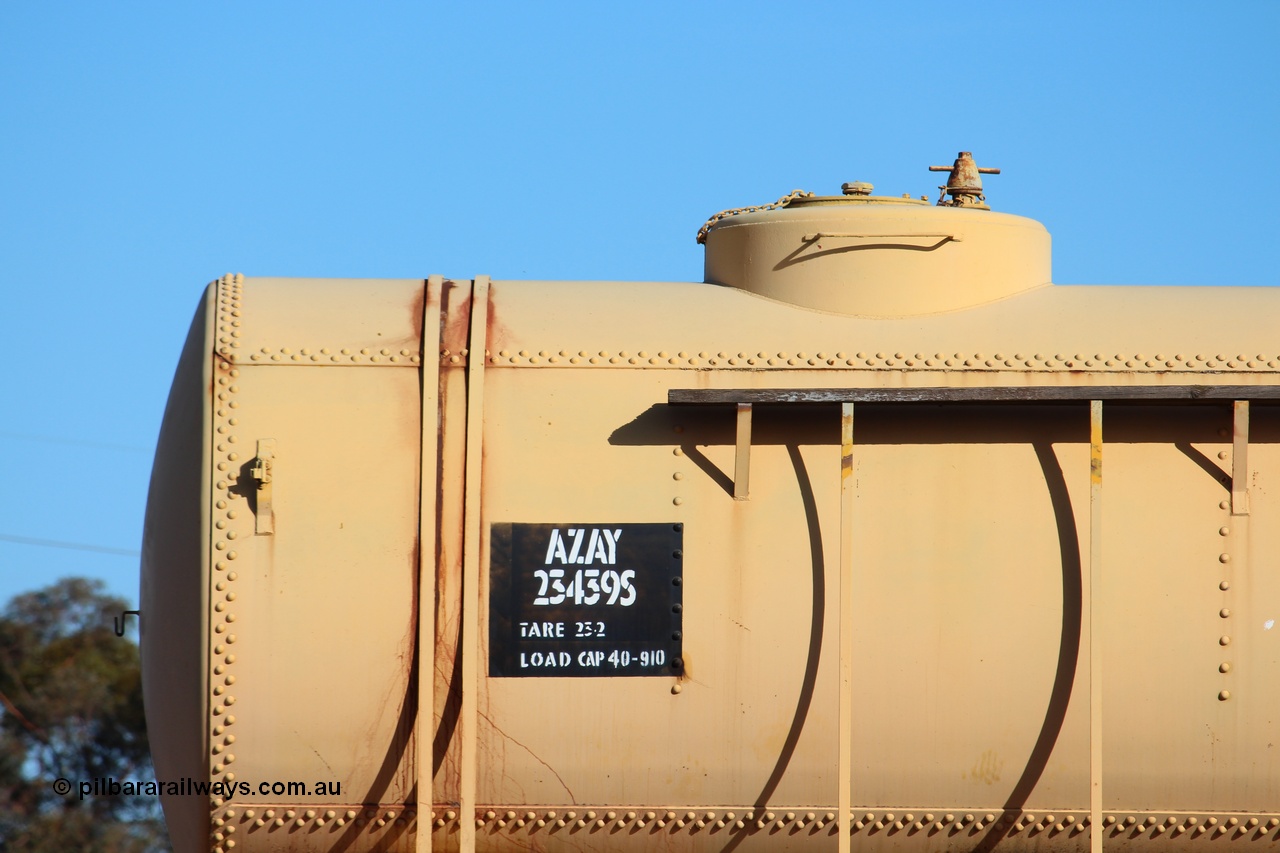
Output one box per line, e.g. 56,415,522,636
965,749,1005,785
440,280,472,364
484,285,514,359
408,281,426,342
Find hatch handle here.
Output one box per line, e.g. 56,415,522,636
801,232,962,243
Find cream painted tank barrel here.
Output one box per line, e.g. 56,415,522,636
142,155,1280,852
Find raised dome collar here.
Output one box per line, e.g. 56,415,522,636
699,154,1051,317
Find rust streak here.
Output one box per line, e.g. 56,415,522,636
478,709,577,804
484,284,513,361
299,735,338,778
408,282,425,341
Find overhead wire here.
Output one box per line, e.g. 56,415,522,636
0,430,149,454
0,534,139,557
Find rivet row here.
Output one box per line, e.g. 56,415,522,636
471,809,757,833
470,809,1280,838
228,807,418,832
241,346,422,365
1217,499,1234,700
486,348,1280,371
209,277,246,848
210,807,1280,842
214,274,243,363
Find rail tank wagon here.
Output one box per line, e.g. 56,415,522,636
142,153,1280,853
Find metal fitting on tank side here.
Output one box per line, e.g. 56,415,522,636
841,181,873,196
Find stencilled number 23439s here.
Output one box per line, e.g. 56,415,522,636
533,567,636,606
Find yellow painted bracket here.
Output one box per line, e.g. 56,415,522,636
734,403,752,500
1233,401,1250,516
838,402,855,853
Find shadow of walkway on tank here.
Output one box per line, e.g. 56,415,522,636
607,401,1275,848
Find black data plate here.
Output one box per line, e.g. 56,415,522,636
489,523,683,677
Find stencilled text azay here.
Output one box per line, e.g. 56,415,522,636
534,527,636,606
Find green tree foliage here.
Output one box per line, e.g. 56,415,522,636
0,578,167,851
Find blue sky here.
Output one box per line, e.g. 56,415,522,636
1,2,1277,608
